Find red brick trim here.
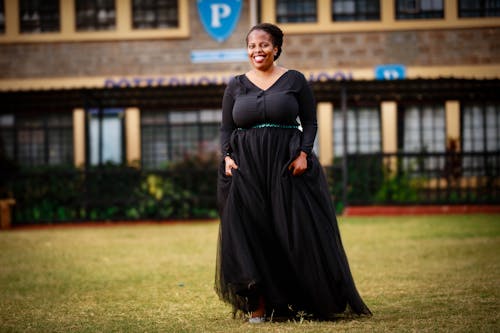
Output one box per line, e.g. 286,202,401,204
343,205,500,216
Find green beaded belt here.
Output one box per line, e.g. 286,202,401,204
237,123,300,130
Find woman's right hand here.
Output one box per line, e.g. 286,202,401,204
224,156,238,176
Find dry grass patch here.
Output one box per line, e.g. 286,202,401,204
0,215,498,332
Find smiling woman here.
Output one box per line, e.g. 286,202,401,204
215,23,372,324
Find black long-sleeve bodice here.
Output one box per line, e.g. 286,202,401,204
220,70,317,156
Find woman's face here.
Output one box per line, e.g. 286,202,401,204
247,29,278,71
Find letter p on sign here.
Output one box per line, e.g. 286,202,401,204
211,4,231,28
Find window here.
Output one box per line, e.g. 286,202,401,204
88,108,124,166
400,105,445,153
0,114,15,159
76,0,116,31
132,0,179,29
398,105,445,175
332,0,380,21
141,110,221,169
462,104,499,152
0,112,73,167
395,0,444,20
276,0,317,23
458,0,500,18
462,104,500,176
19,0,60,33
0,0,5,34
333,107,381,157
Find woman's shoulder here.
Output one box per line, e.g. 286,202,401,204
225,74,241,89
226,74,246,87
286,69,307,81
224,74,248,96
283,69,309,88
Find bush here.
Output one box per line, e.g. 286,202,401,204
8,154,219,224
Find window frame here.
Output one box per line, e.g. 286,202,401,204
75,0,117,32
332,105,382,158
0,0,189,43
399,104,446,154
140,109,221,169
395,0,444,20
261,0,500,34
461,103,500,153
332,0,381,22
0,111,74,167
0,0,5,34
460,103,500,176
19,0,61,34
276,0,318,23
458,0,500,18
132,0,180,30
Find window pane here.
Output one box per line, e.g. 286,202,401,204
358,107,381,152
132,0,179,29
89,109,123,166
0,114,14,160
76,0,116,31
333,112,344,157
1,113,73,167
485,105,499,152
0,0,5,34
0,114,14,127
48,129,73,165
18,129,44,166
463,104,500,153
141,109,221,169
332,0,380,21
142,125,168,169
396,0,444,20
402,105,445,153
403,106,421,152
20,0,60,33
459,0,500,17
169,111,198,124
276,0,317,23
333,107,381,157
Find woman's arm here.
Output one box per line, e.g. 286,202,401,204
220,78,238,176
296,72,318,156
220,78,237,156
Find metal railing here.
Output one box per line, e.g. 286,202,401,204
326,151,499,208
9,162,218,225
5,151,499,224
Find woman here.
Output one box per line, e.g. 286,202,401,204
216,23,371,323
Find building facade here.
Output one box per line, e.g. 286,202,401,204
0,0,499,213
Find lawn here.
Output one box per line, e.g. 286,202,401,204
0,215,499,332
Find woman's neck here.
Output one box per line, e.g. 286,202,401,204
251,65,281,78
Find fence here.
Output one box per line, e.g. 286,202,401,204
8,156,219,225
326,151,499,210
5,151,499,225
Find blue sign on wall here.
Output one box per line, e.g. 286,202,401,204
191,49,247,63
375,64,406,80
197,0,242,42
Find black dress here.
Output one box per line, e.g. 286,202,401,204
216,70,371,319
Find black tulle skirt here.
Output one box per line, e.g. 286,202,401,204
216,127,371,319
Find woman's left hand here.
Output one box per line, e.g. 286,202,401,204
288,151,308,176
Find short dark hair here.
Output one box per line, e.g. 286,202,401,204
246,23,284,61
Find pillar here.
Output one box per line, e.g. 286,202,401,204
73,108,86,167
125,107,141,167
317,102,333,166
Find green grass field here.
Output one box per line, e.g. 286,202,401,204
0,215,499,332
